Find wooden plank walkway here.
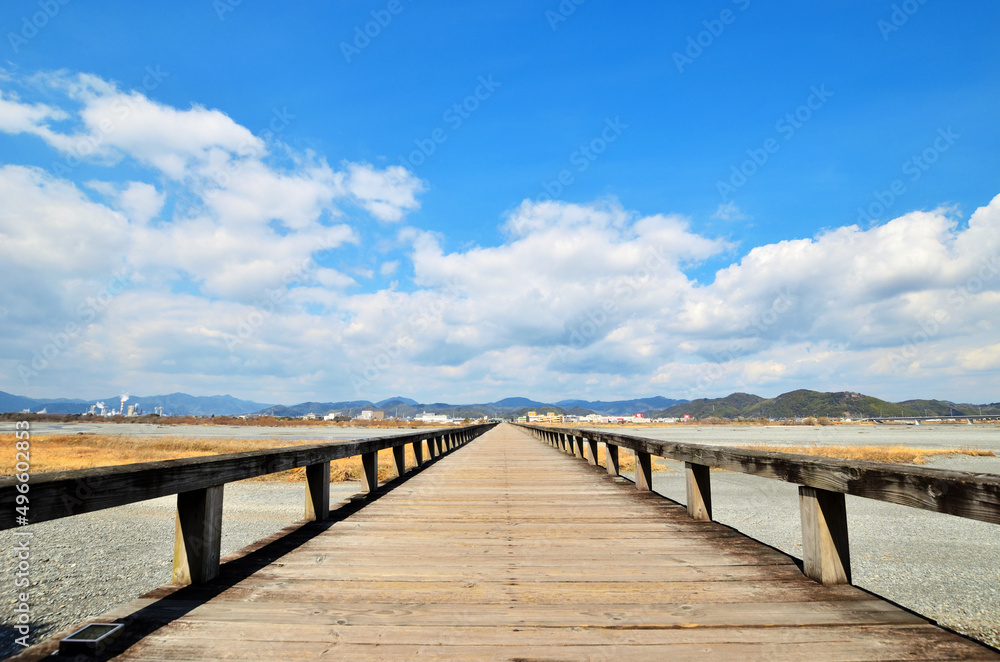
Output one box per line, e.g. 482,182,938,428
22,424,1000,660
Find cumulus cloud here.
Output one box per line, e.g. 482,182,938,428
0,89,68,136
344,163,425,222
2,69,998,404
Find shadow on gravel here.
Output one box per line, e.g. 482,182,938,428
8,450,455,662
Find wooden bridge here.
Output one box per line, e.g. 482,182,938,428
4,423,1000,660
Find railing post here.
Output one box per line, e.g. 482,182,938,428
413,439,424,466
684,462,712,521
305,462,330,521
586,439,599,466
799,486,852,585
172,485,224,584
361,451,378,493
635,451,653,492
605,443,620,476
392,444,406,478
572,436,584,459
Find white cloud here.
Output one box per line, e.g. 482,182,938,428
712,201,748,222
0,89,68,135
118,182,166,225
0,165,128,276
2,69,999,404
86,180,165,225
345,163,424,222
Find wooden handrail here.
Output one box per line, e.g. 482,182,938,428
518,423,1000,586
0,424,494,528
2,423,495,583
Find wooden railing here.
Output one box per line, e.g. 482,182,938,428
517,423,1000,585
0,423,494,584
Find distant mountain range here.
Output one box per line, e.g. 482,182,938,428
0,390,683,418
0,391,272,417
1,388,997,419
648,390,1000,420
251,396,688,419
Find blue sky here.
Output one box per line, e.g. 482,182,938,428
1,0,999,405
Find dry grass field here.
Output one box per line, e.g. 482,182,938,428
0,433,419,483
734,444,995,464
584,443,993,473
3,434,993,483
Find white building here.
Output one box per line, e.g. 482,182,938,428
416,412,449,424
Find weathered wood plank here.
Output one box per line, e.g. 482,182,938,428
303,462,329,521
685,461,712,521
800,486,852,585
636,449,653,491
360,451,377,493
606,442,620,476
172,485,224,585
391,444,406,478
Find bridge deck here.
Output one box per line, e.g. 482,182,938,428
24,424,999,660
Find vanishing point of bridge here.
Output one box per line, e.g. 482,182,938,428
4,423,1000,660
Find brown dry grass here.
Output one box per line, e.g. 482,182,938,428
577,442,993,470
0,433,421,482
732,444,995,464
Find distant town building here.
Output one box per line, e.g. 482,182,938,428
416,412,449,424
